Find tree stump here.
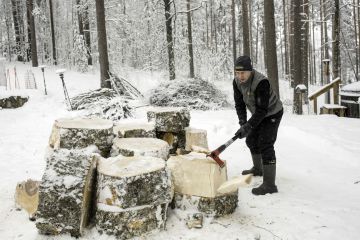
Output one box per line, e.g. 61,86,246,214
111,137,169,160
48,118,114,157
113,122,156,138
156,131,186,154
97,155,172,208
184,127,209,151
167,152,238,216
173,192,238,217
95,155,172,239
147,107,190,133
36,147,99,237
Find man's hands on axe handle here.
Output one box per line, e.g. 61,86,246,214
235,122,252,139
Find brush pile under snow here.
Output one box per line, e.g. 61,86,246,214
70,88,133,121
149,78,230,110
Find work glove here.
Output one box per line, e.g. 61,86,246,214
239,119,247,126
235,122,252,139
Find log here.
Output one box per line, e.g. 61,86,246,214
96,203,168,239
156,131,186,154
184,127,209,151
113,122,156,138
147,107,190,133
97,155,173,209
173,192,238,217
95,155,172,239
167,152,227,198
36,147,99,237
111,137,169,160
49,117,114,157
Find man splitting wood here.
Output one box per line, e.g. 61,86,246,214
233,55,283,195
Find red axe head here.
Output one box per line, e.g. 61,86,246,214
207,150,226,168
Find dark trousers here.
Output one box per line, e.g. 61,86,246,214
245,109,283,165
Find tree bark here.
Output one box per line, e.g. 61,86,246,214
186,0,195,78
302,0,309,90
163,0,176,80
231,0,237,63
49,0,57,65
83,6,92,65
11,0,23,61
95,0,111,88
264,0,280,97
27,0,38,67
282,0,289,78
353,0,359,78
332,0,340,79
242,0,250,56
293,0,302,114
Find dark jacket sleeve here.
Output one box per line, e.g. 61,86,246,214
233,80,247,125
247,79,270,128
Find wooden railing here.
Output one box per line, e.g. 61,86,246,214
308,77,341,114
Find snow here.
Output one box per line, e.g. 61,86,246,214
55,118,114,130
0,62,360,239
321,104,346,109
98,155,165,178
342,81,360,92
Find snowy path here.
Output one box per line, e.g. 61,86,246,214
1,64,360,239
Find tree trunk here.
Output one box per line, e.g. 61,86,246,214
27,0,38,67
289,0,295,86
76,0,84,35
311,4,317,85
83,6,92,65
11,0,23,61
186,0,195,78
49,0,57,65
231,0,237,63
242,0,250,56
354,0,359,78
302,0,309,90
264,0,280,97
332,0,340,79
282,0,289,78
293,0,302,114
95,0,111,88
320,0,324,85
163,0,176,80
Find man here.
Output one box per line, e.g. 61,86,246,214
233,55,283,195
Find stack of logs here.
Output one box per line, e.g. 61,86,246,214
34,107,239,239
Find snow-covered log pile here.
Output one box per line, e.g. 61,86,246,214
95,155,172,239
147,107,190,154
70,88,133,121
149,78,231,110
111,137,169,160
0,95,28,108
49,118,114,157
36,147,99,237
167,152,238,217
113,122,156,138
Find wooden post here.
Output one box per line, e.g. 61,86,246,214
313,98,317,114
333,81,339,104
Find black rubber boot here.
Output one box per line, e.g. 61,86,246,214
242,154,263,176
252,164,278,195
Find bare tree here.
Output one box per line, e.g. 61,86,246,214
27,0,38,67
332,0,340,79
186,0,195,78
49,0,56,65
231,0,236,63
293,0,302,114
242,0,250,56
264,0,279,96
95,0,111,88
163,0,175,80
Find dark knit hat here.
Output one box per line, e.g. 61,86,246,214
234,55,253,71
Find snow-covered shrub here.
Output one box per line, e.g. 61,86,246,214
149,78,231,110
71,88,133,121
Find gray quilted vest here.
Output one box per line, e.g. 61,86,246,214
234,70,283,116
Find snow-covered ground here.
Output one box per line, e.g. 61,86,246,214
1,63,360,240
